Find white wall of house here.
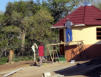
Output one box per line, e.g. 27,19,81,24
72,26,101,44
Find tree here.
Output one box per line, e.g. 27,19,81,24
95,1,101,9
0,25,21,56
0,11,3,15
31,7,54,43
4,1,40,55
0,14,5,26
46,0,81,22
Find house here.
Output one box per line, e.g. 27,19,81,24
52,4,101,61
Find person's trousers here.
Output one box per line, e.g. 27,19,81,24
39,56,44,65
66,28,72,42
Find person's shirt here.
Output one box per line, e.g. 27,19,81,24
31,43,38,52
65,20,73,29
31,45,35,52
38,45,44,56
34,43,38,49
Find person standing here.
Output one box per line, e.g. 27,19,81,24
65,18,73,42
31,43,38,65
38,42,44,65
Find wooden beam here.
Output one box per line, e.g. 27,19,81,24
3,68,23,77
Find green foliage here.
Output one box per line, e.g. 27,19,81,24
47,0,80,22
0,56,33,65
0,14,5,26
0,25,22,50
58,56,66,61
53,0,69,3
0,0,81,57
32,7,54,43
0,32,9,55
0,57,8,65
13,56,33,62
0,1,56,56
0,38,8,48
95,2,101,10
21,16,34,31
0,11,3,15
2,26,21,33
4,1,41,54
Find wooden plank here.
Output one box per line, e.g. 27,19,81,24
97,35,101,36
47,41,84,46
97,31,101,32
3,68,23,77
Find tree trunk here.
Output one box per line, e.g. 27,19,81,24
21,30,25,56
8,50,14,64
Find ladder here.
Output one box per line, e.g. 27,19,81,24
47,44,60,62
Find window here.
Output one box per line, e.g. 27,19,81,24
96,28,101,40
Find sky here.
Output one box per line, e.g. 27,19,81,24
0,0,19,12
0,0,100,12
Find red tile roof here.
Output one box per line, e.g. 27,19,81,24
53,5,101,27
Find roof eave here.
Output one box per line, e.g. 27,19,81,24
74,24,86,27
51,26,65,29
51,24,86,29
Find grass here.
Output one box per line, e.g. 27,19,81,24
0,56,34,65
0,57,8,65
59,56,66,61
0,56,66,65
13,56,33,62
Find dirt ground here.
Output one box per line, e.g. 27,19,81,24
0,61,77,77
0,60,100,77
0,61,70,77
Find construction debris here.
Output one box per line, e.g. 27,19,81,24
42,72,64,77
70,60,75,64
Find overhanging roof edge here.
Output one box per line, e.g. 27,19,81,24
51,26,65,29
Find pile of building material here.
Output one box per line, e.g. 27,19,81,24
42,72,64,77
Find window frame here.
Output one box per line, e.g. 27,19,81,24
96,28,101,40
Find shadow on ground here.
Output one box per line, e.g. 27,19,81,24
55,57,101,77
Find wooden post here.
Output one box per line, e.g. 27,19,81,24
8,50,14,64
